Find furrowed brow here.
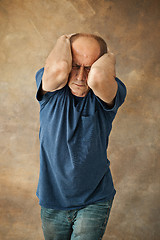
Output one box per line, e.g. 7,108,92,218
72,63,91,68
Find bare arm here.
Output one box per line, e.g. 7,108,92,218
87,51,118,107
41,35,72,95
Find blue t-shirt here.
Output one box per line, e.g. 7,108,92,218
35,68,127,210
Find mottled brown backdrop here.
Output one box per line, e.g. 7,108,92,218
0,0,159,239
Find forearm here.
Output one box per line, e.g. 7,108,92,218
42,35,72,92
87,53,117,104
88,70,117,102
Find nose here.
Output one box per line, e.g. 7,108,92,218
77,66,85,81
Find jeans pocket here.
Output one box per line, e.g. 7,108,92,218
96,197,114,209
41,207,59,221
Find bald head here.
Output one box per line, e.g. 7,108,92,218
70,33,108,57
71,36,100,66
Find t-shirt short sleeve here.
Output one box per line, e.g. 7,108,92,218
35,68,68,109
95,77,127,113
35,67,60,108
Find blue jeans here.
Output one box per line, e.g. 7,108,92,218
41,198,114,240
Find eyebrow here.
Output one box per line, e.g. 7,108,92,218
72,63,91,68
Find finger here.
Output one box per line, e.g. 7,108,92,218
66,33,76,39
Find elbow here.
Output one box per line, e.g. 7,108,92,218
88,68,105,88
44,60,69,80
43,60,70,90
88,67,116,88
55,60,70,81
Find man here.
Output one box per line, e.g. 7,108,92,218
35,33,126,240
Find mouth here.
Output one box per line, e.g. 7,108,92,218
74,83,86,87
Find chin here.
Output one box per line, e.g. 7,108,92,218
68,83,90,97
71,88,89,97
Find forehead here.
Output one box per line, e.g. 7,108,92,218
71,36,100,66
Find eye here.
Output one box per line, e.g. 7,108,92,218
85,66,91,72
72,65,80,70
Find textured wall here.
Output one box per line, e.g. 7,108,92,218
0,0,159,239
